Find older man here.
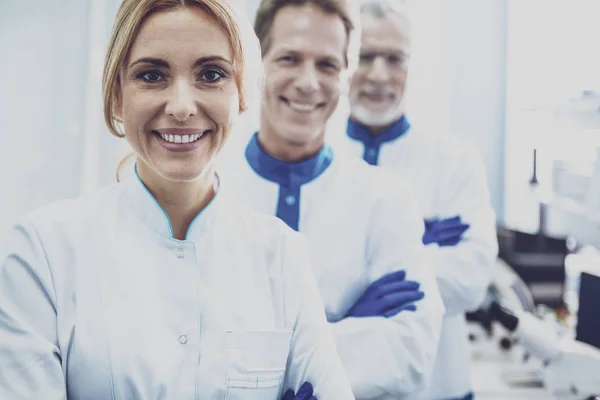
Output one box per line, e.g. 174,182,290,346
332,1,499,399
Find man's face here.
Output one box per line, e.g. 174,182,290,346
349,12,411,129
261,4,347,147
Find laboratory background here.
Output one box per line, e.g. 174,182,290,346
2,0,600,399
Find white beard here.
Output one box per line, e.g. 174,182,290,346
350,101,404,129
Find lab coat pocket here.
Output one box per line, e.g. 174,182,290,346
225,330,292,400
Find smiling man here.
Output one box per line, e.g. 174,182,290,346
333,1,500,399
219,1,445,399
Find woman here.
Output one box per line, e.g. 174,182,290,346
0,1,354,399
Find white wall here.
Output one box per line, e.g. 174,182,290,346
0,0,126,255
0,1,89,253
447,0,508,223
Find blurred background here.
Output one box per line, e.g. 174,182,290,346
2,1,600,398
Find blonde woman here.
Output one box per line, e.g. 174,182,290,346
0,1,354,399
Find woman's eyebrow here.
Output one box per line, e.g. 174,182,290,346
128,57,169,69
193,56,232,67
128,55,233,69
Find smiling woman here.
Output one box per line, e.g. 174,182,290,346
0,1,355,399
104,0,258,194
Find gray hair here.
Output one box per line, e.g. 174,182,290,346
359,0,410,22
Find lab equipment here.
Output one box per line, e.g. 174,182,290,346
346,270,423,318
575,272,600,350
467,258,535,347
423,216,470,247
497,226,568,309
283,382,317,400
491,302,600,400
525,91,600,253
546,147,600,251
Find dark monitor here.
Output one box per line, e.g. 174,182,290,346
576,272,600,349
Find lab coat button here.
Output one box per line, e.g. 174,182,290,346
285,195,296,206
176,249,184,258
179,334,188,344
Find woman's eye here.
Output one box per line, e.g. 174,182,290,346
201,70,224,82
140,71,164,82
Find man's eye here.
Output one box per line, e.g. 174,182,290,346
279,55,296,63
359,54,375,63
319,62,339,72
388,54,407,67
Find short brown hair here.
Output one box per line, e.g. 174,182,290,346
253,0,360,72
102,0,261,138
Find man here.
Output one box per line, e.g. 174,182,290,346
334,1,499,399
218,0,444,399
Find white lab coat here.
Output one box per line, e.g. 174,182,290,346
333,122,499,399
218,138,445,400
0,170,354,400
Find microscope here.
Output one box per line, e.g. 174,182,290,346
490,300,600,400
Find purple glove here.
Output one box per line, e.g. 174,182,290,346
423,215,470,247
282,382,317,400
346,270,424,318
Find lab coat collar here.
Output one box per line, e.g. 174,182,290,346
245,132,333,188
347,115,411,146
127,163,221,241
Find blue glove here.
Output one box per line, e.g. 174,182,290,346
282,382,317,400
423,215,470,247
346,270,425,318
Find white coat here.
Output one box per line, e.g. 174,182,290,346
0,169,355,400
218,133,445,400
333,117,499,400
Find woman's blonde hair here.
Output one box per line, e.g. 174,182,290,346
102,0,262,139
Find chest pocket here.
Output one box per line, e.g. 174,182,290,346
224,330,292,400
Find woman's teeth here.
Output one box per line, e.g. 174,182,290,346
158,132,202,144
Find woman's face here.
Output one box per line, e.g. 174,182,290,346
117,6,240,182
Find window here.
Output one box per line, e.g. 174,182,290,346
504,1,600,235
